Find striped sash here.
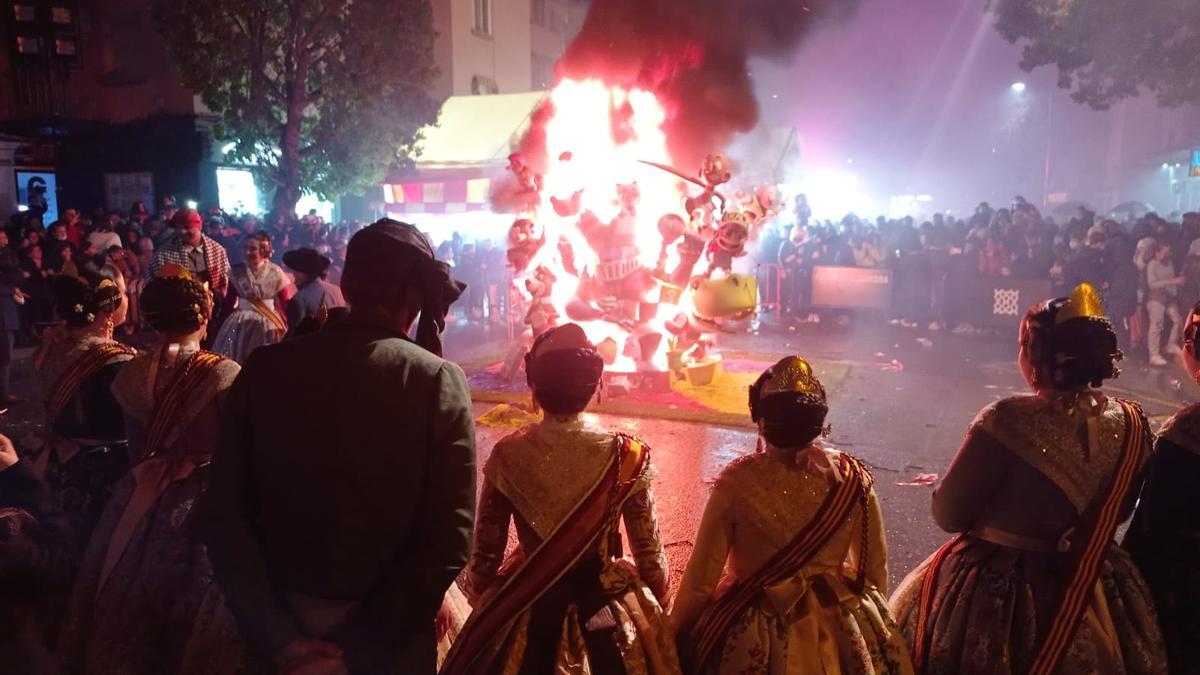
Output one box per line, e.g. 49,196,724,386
440,434,650,675
247,297,287,333
139,351,226,461
910,534,963,672
43,342,136,423
685,452,873,673
1027,398,1147,675
910,399,1147,675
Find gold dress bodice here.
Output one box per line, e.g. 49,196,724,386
971,394,1130,512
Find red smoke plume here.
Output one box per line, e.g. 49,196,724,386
518,0,861,171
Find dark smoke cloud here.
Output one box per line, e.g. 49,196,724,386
519,0,864,171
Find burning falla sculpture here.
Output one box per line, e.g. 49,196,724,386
666,273,758,367
500,140,768,385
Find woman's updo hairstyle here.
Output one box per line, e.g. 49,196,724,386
525,323,604,415
140,266,212,334
749,356,830,449
1022,283,1122,390
52,271,123,328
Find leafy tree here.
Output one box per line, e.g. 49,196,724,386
153,0,441,219
992,0,1200,109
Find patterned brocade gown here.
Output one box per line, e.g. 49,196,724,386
56,348,249,675
213,261,289,364
889,394,1167,675
671,448,914,675
1124,404,1200,675
461,415,680,674
29,334,135,547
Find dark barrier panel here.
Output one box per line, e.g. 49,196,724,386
811,266,892,309
809,265,1049,327
966,277,1052,328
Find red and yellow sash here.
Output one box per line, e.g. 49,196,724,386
43,342,137,424
911,399,1147,675
247,297,287,333
440,434,650,675
1027,399,1147,674
139,351,227,461
684,452,874,673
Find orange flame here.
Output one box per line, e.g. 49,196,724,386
517,78,688,373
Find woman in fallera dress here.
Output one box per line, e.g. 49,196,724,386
56,266,246,675
442,322,680,675
212,232,291,363
671,355,914,675
25,272,135,548
1124,300,1200,674
890,283,1166,675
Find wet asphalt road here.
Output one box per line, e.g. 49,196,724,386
2,313,1191,594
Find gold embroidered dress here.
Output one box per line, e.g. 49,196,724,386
890,394,1166,674
460,415,679,674
56,346,248,675
672,447,913,674
28,334,135,544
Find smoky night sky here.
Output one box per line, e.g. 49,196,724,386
547,0,1115,213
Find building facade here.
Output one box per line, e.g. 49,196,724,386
0,0,583,221
430,0,582,99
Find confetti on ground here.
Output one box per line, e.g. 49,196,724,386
897,473,939,487
475,403,541,429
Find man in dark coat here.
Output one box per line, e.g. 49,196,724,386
200,219,474,675
282,247,346,337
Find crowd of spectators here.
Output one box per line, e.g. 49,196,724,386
756,195,1200,364
0,198,512,347
6,193,1195,368
4,203,361,344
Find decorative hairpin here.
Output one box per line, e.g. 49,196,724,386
156,263,194,281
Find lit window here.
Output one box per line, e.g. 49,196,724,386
13,4,35,22
50,6,71,24
472,0,491,35
15,35,39,54
53,37,76,56
471,75,498,95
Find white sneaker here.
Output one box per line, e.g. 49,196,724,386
1150,355,1169,366
928,322,942,331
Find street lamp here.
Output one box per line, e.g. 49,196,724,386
1007,81,1051,206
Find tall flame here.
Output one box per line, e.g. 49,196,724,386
515,78,689,373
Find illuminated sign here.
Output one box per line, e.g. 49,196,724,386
15,170,58,224
811,266,892,309
1191,149,1200,178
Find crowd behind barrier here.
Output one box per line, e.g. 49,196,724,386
755,198,1200,362
4,195,1199,365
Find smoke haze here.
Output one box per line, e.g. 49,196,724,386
519,0,865,171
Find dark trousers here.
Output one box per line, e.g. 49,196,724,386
0,329,13,398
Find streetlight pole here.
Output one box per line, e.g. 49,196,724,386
1042,92,1054,208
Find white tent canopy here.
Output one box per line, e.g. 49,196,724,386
416,92,545,169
